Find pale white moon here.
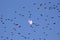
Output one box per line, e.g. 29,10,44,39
28,19,32,25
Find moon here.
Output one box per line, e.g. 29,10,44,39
28,19,33,25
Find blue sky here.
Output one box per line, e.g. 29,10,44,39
0,0,60,40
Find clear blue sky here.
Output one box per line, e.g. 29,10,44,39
0,0,60,40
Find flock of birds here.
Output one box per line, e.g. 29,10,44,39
0,0,60,40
